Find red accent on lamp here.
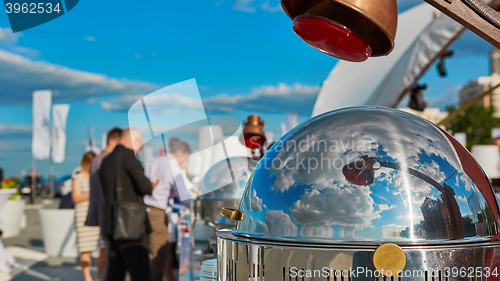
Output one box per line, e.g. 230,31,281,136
293,15,372,62
245,136,265,149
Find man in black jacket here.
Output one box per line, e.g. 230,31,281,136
100,128,153,281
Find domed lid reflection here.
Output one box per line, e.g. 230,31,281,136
234,107,500,245
199,157,257,200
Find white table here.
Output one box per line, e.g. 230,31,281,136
0,190,16,272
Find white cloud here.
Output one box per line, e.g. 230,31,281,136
101,101,123,110
102,92,204,113
381,223,407,239
244,189,264,213
255,219,268,233
299,226,334,237
264,210,297,236
0,50,158,105
383,223,406,229
232,0,283,13
0,124,31,133
103,82,319,115
233,0,256,13
204,83,319,115
84,36,96,42
0,27,19,44
0,27,39,57
290,185,380,226
243,216,269,233
378,204,396,212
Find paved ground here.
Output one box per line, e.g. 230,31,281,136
0,196,208,281
1,196,88,281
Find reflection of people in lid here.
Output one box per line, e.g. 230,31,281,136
242,115,267,159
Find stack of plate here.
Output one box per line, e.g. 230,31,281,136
200,258,217,281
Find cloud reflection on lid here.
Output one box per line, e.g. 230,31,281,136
234,107,500,245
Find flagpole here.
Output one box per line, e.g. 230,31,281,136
31,157,36,204
49,158,55,197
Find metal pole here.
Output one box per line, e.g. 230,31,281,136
437,83,500,126
31,158,36,204
49,158,55,197
189,200,196,281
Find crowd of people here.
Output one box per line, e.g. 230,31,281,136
72,127,193,281
64,124,500,281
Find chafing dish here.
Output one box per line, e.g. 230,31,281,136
194,156,257,227
217,107,500,280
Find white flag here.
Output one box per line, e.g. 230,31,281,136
51,104,70,163
32,90,52,160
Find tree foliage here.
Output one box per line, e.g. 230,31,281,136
445,104,500,150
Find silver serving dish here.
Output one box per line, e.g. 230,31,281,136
217,107,500,280
194,157,257,226
189,157,257,281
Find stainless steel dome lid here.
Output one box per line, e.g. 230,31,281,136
234,107,500,245
199,157,257,200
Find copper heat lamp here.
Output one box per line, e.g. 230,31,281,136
282,0,500,62
282,0,398,62
242,115,266,149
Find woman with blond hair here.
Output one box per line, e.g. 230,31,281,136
73,151,101,281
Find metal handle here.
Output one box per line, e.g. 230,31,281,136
220,207,245,221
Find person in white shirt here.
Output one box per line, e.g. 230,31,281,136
143,155,179,281
144,138,193,281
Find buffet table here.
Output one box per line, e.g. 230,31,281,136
0,189,16,272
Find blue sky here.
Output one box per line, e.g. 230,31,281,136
0,0,494,178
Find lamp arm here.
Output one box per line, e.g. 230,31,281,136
379,161,445,193
423,0,500,49
377,160,463,234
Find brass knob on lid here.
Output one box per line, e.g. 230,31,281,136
372,243,406,276
220,207,245,221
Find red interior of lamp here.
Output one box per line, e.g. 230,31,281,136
245,136,264,149
293,15,371,62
